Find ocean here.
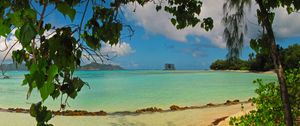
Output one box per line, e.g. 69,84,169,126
0,70,276,112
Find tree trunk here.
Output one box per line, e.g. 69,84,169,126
256,0,293,125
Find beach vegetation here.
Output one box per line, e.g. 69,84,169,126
229,65,300,125
223,0,300,124
282,44,300,69
210,44,300,71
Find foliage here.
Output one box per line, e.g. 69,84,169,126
157,0,213,31
250,34,272,55
0,0,213,125
229,66,300,126
222,0,251,59
248,53,274,71
247,34,275,71
210,59,228,70
282,44,300,69
210,59,249,70
223,0,300,59
210,44,300,72
222,0,300,123
30,102,53,126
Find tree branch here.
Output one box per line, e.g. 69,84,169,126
0,41,18,76
32,1,48,63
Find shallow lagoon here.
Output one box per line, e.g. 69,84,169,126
0,70,276,112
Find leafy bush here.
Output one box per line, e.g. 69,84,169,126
248,53,274,71
210,44,300,72
282,44,300,69
229,66,300,125
210,59,249,70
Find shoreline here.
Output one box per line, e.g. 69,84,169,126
0,101,255,126
0,99,252,116
209,69,276,74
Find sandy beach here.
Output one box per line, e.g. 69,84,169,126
0,102,254,126
210,70,276,74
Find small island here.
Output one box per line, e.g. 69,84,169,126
0,62,124,71
79,62,124,70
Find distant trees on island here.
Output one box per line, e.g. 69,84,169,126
210,44,300,71
0,62,124,71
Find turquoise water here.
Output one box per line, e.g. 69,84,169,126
0,70,276,112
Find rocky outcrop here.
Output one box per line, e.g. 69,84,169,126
164,64,175,70
135,107,163,113
7,108,29,113
212,116,229,125
170,105,181,111
4,108,107,116
53,110,107,116
224,100,240,105
206,103,215,106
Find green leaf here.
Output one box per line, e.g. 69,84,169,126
20,23,37,47
30,104,37,117
8,11,23,27
40,81,55,101
57,2,76,21
51,89,60,99
44,111,52,122
31,102,53,125
34,71,45,89
73,77,84,91
30,64,38,74
201,17,213,31
268,12,275,24
156,5,162,11
48,64,58,80
82,32,100,50
15,29,21,40
23,8,37,21
287,6,294,14
45,24,51,30
171,18,176,26
0,20,11,37
69,91,78,99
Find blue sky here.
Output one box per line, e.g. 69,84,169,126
1,0,299,70
114,25,299,70
29,1,300,70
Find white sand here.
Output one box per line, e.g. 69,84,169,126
218,104,255,126
0,103,254,126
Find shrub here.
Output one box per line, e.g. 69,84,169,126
229,66,300,125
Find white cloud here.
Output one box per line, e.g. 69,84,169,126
100,42,135,56
81,42,134,64
273,8,300,38
0,28,134,65
124,0,300,48
123,0,229,48
0,30,22,63
0,29,57,64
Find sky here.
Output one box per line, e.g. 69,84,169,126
0,0,300,70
